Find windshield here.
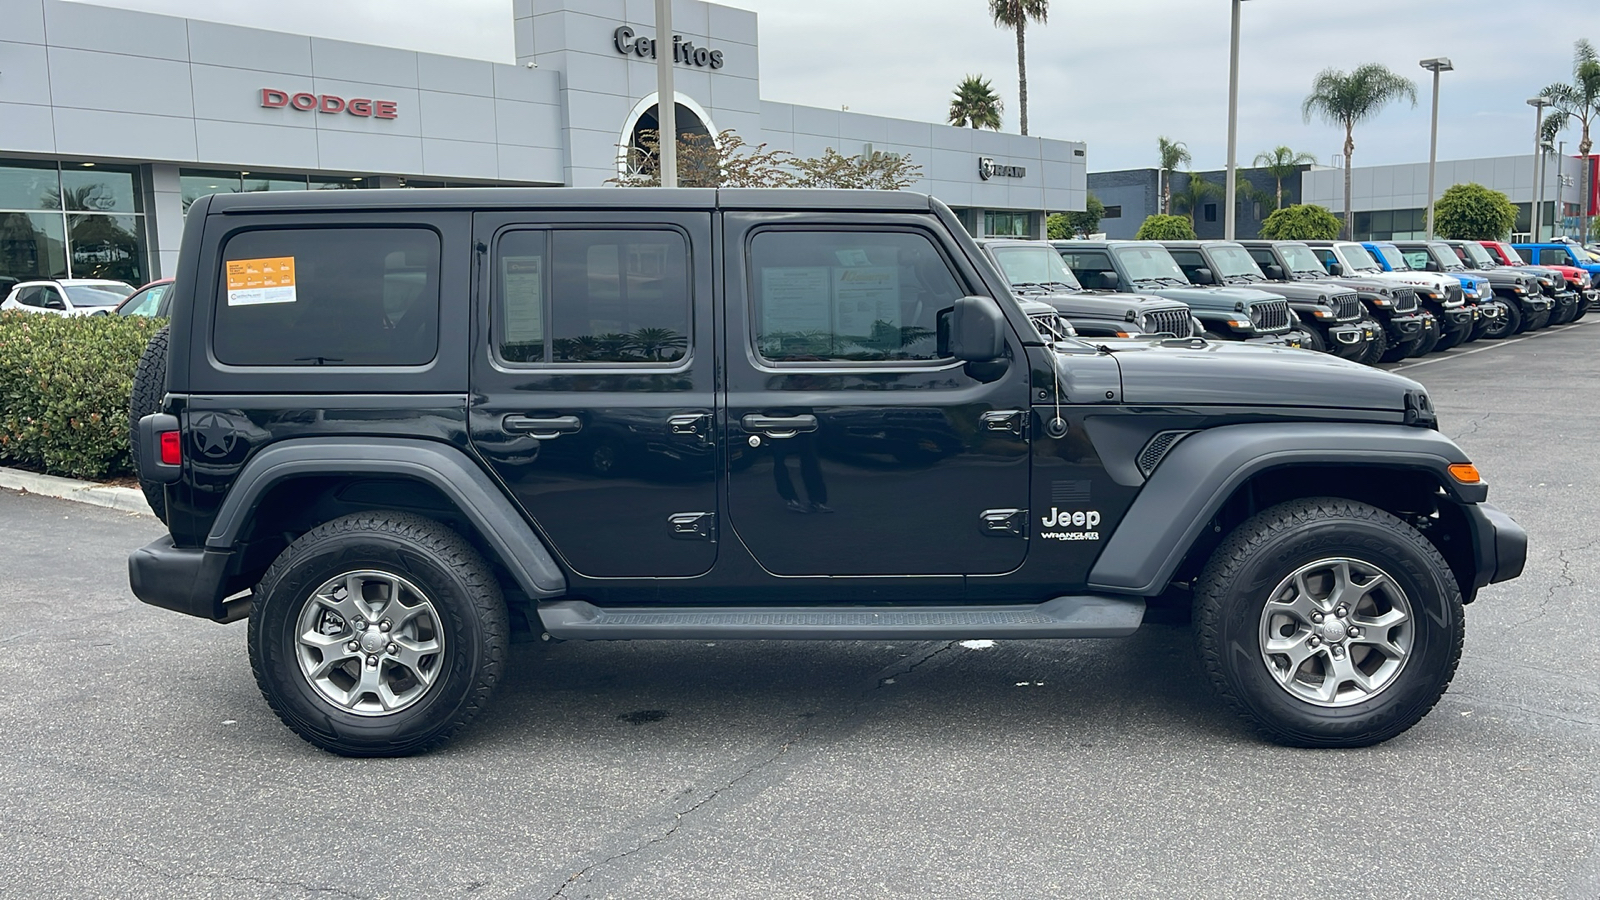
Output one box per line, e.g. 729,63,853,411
1279,244,1328,275
1113,245,1190,284
1210,245,1266,279
990,245,1083,290
1459,241,1495,267
62,285,126,306
1427,243,1465,271
1374,245,1411,272
1337,243,1383,273
1576,246,1600,263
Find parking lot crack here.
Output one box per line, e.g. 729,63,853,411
1505,541,1594,629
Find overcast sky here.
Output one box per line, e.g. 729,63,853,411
86,0,1593,173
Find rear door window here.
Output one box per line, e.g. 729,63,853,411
213,227,440,366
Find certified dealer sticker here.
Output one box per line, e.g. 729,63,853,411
1039,507,1101,541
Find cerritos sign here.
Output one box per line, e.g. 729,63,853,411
612,26,725,70
260,89,398,120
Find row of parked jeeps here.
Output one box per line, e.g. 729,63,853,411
980,237,1593,364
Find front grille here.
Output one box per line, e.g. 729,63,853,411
1249,298,1291,333
1392,289,1418,312
1332,292,1361,321
1445,283,1463,304
1142,307,1194,337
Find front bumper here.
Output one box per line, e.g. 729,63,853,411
1325,321,1372,358
1464,502,1528,600
128,536,247,623
1244,329,1306,348
1377,309,1424,340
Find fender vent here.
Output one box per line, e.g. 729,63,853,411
1137,430,1194,477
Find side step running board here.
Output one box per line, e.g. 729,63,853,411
537,596,1146,642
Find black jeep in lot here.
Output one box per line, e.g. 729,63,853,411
128,188,1526,756
1239,240,1419,364
976,238,1199,339
1162,240,1373,361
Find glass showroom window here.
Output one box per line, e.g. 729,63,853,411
984,211,1032,237
0,160,147,290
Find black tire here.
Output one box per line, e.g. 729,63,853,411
1434,317,1470,352
1194,498,1464,748
248,511,509,757
1481,300,1521,339
1517,304,1549,333
1412,318,1442,356
1358,316,1387,365
1573,293,1589,322
1299,326,1328,354
128,325,169,522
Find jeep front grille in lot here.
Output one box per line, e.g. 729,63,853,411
1142,308,1194,337
1249,299,1291,332
1392,289,1418,312
1333,292,1361,321
1445,283,1463,304
1137,430,1194,477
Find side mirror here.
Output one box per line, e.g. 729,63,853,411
43,297,66,310
1326,261,1344,276
1191,267,1216,285
947,296,1007,362
1263,263,1285,280
1097,271,1121,291
1424,259,1442,272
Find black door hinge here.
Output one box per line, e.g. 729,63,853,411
668,511,716,541
980,508,1028,537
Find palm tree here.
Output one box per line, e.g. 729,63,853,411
1157,137,1191,216
988,0,1048,136
948,75,1004,130
1302,64,1417,239
1172,173,1222,224
1540,40,1600,239
1252,146,1319,209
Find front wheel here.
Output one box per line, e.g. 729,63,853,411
1481,301,1521,339
1194,498,1464,748
248,511,509,756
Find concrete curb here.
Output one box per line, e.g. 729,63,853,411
0,466,154,516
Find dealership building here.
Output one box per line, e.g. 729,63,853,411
0,0,1088,288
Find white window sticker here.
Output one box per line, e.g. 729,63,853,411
761,267,832,334
832,266,900,338
501,255,544,345
225,256,296,306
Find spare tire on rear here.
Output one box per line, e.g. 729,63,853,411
128,325,169,522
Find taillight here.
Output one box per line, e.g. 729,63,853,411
159,431,182,466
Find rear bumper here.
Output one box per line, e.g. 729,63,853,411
128,536,246,623
1465,502,1528,595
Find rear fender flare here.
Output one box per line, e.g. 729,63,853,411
207,437,567,599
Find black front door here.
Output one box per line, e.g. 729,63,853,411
468,211,718,579
721,214,1032,577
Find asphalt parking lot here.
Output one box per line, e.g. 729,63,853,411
2,323,1597,899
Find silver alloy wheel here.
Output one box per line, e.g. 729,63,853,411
294,569,446,716
1257,557,1414,708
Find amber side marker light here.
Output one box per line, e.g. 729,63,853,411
1448,463,1481,484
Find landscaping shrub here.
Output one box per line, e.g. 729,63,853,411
0,311,164,480
1134,214,1197,241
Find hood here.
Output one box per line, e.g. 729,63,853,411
1377,269,1456,294
1146,285,1284,310
1229,278,1338,302
1036,289,1187,319
1103,338,1424,410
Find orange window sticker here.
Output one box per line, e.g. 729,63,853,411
225,256,297,306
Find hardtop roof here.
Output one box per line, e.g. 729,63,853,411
203,186,939,214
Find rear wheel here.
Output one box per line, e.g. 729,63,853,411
248,511,509,756
1195,498,1464,748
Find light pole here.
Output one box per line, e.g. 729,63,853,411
1558,140,1568,238
655,0,677,188
1527,97,1547,239
1419,57,1452,239
1224,0,1244,240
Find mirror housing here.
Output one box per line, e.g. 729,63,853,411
1424,259,1442,272
1263,263,1285,281
1096,271,1121,291
1326,261,1344,276
1191,267,1216,285
43,297,66,310
947,296,1007,362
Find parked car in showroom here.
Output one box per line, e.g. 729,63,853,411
116,278,175,318
1,279,135,317
976,238,1199,340
1162,240,1373,361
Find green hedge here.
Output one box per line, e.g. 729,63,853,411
0,311,163,480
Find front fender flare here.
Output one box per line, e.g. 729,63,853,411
207,437,567,599
1086,423,1483,596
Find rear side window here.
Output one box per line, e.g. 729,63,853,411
213,228,440,366
494,228,691,365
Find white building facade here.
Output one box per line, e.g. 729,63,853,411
0,0,1087,288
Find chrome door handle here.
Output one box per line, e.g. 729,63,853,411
741,413,818,439
502,414,582,439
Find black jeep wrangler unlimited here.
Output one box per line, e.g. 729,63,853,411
128,189,1526,756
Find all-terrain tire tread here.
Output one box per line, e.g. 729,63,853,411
1194,497,1464,748
128,324,169,522
247,510,508,757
